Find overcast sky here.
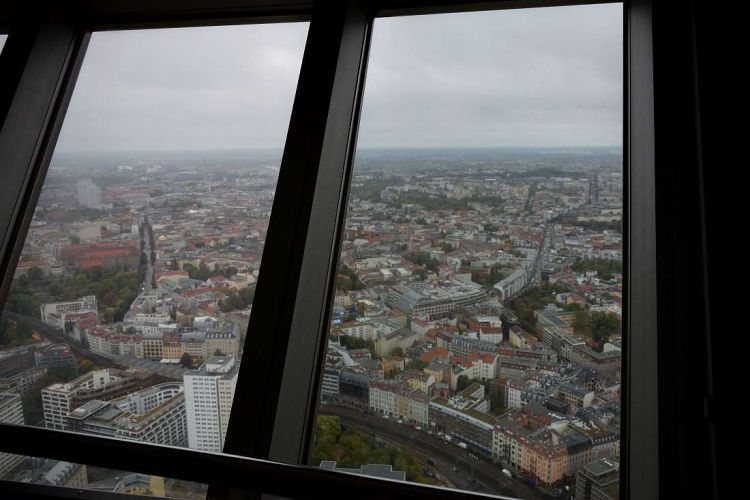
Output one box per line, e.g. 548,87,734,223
54,3,621,153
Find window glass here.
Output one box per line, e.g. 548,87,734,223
0,22,308,493
1,451,207,498
0,34,7,53
310,5,622,499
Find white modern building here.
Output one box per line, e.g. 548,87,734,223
42,369,146,430
493,267,529,301
40,296,97,330
184,355,238,452
65,383,187,446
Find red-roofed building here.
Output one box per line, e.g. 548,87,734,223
61,241,139,271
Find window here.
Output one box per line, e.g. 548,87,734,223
0,21,307,494
0,34,6,52
309,4,622,497
0,1,719,499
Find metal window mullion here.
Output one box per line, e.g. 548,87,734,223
222,0,372,465
623,1,658,499
0,423,505,500
0,14,89,306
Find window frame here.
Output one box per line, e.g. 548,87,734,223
0,1,693,499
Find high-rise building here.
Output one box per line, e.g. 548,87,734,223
575,458,620,500
184,355,238,452
0,393,25,478
76,178,102,208
588,172,599,204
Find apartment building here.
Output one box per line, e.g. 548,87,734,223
184,355,239,452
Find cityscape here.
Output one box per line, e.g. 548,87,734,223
0,146,622,499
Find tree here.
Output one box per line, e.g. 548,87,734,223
572,310,621,348
340,335,368,350
336,265,365,291
456,375,470,392
238,286,255,306
571,257,622,280
405,359,428,371
27,266,44,281
179,352,193,368
5,293,40,316
390,346,404,358
103,291,117,308
79,359,97,374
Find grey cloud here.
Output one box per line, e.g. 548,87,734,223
359,3,622,147
56,23,308,152
54,3,621,152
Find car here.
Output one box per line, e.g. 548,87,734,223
415,426,422,431
502,469,512,478
397,419,403,424
383,415,389,419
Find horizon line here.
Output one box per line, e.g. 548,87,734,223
54,145,623,155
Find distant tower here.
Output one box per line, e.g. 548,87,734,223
76,179,101,209
588,173,599,204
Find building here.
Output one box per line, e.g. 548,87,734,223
34,344,78,375
575,458,619,499
42,368,157,430
184,355,238,452
388,281,486,319
493,268,529,301
60,241,140,271
65,383,187,446
76,178,102,208
319,461,406,482
204,331,239,358
429,384,495,454
11,459,88,489
558,383,595,411
88,473,165,496
0,393,24,478
338,369,369,408
40,296,98,330
320,367,340,402
86,328,144,359
0,366,47,396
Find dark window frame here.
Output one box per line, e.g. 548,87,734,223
0,1,712,499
